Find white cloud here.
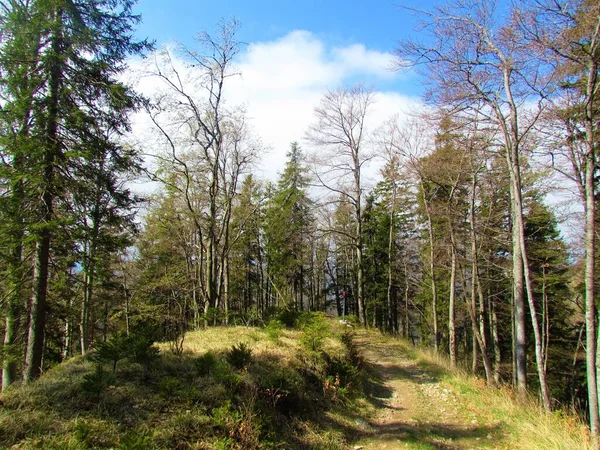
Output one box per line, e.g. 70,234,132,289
331,44,396,79
129,30,423,190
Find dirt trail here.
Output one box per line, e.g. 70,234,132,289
352,335,501,450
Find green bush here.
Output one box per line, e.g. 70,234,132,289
158,377,182,397
340,331,362,367
324,354,358,389
128,325,160,367
194,351,218,376
91,326,159,375
299,314,331,352
91,334,129,375
82,365,116,396
264,320,284,341
226,343,252,370
118,428,154,450
204,307,221,325
258,366,305,415
277,309,301,328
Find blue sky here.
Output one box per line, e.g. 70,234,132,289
132,0,437,95
134,0,429,52
130,0,437,182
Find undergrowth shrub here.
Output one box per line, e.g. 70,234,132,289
92,334,129,375
264,319,284,341
194,351,218,376
158,377,182,397
212,397,263,450
82,365,116,396
128,325,160,367
340,331,362,368
259,367,305,415
226,343,253,370
299,314,331,352
91,325,159,376
119,427,154,450
324,354,358,389
277,309,301,328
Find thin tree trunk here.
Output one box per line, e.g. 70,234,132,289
387,188,396,334
421,178,439,352
356,221,366,327
449,229,457,367
491,297,501,384
515,181,551,409
509,174,527,397
468,177,494,384
224,256,229,325
584,136,598,434
2,199,23,389
403,261,411,340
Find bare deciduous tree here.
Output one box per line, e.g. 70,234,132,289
395,0,551,408
306,84,375,327
145,19,259,326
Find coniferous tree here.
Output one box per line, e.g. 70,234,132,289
264,143,313,310
0,0,150,385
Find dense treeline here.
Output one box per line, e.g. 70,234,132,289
1,0,599,440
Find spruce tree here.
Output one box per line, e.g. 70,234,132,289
264,143,313,309
0,0,150,384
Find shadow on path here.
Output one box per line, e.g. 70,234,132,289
358,420,503,449
352,338,506,449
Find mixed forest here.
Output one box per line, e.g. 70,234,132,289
1,0,600,442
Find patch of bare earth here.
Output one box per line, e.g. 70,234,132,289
352,334,504,450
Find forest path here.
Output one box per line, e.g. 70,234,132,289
351,332,504,450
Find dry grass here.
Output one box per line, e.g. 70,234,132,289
0,316,364,449
3,320,588,449
403,336,592,450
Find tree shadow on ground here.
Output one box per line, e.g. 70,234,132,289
344,349,508,449
357,420,504,449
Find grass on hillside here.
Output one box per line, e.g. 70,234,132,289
0,316,592,450
0,313,371,450
393,336,592,450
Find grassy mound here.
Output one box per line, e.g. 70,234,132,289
2,316,591,449
0,313,368,449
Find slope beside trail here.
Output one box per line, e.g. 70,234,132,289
351,331,508,450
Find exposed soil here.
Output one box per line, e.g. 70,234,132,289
352,334,502,450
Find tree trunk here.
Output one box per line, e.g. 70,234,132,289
449,229,457,367
421,178,439,352
23,9,62,382
2,200,24,389
511,161,551,410
224,256,229,325
468,174,494,384
584,134,598,434
387,188,396,334
508,172,527,397
356,214,366,327
491,296,501,384
584,56,599,437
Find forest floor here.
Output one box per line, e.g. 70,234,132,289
349,329,589,450
0,319,592,449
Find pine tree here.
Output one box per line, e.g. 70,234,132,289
264,143,313,310
0,0,150,384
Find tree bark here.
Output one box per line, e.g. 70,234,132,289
24,9,62,382
449,226,457,367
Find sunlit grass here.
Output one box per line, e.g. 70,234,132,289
355,327,592,450
1,319,590,449
0,316,363,449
